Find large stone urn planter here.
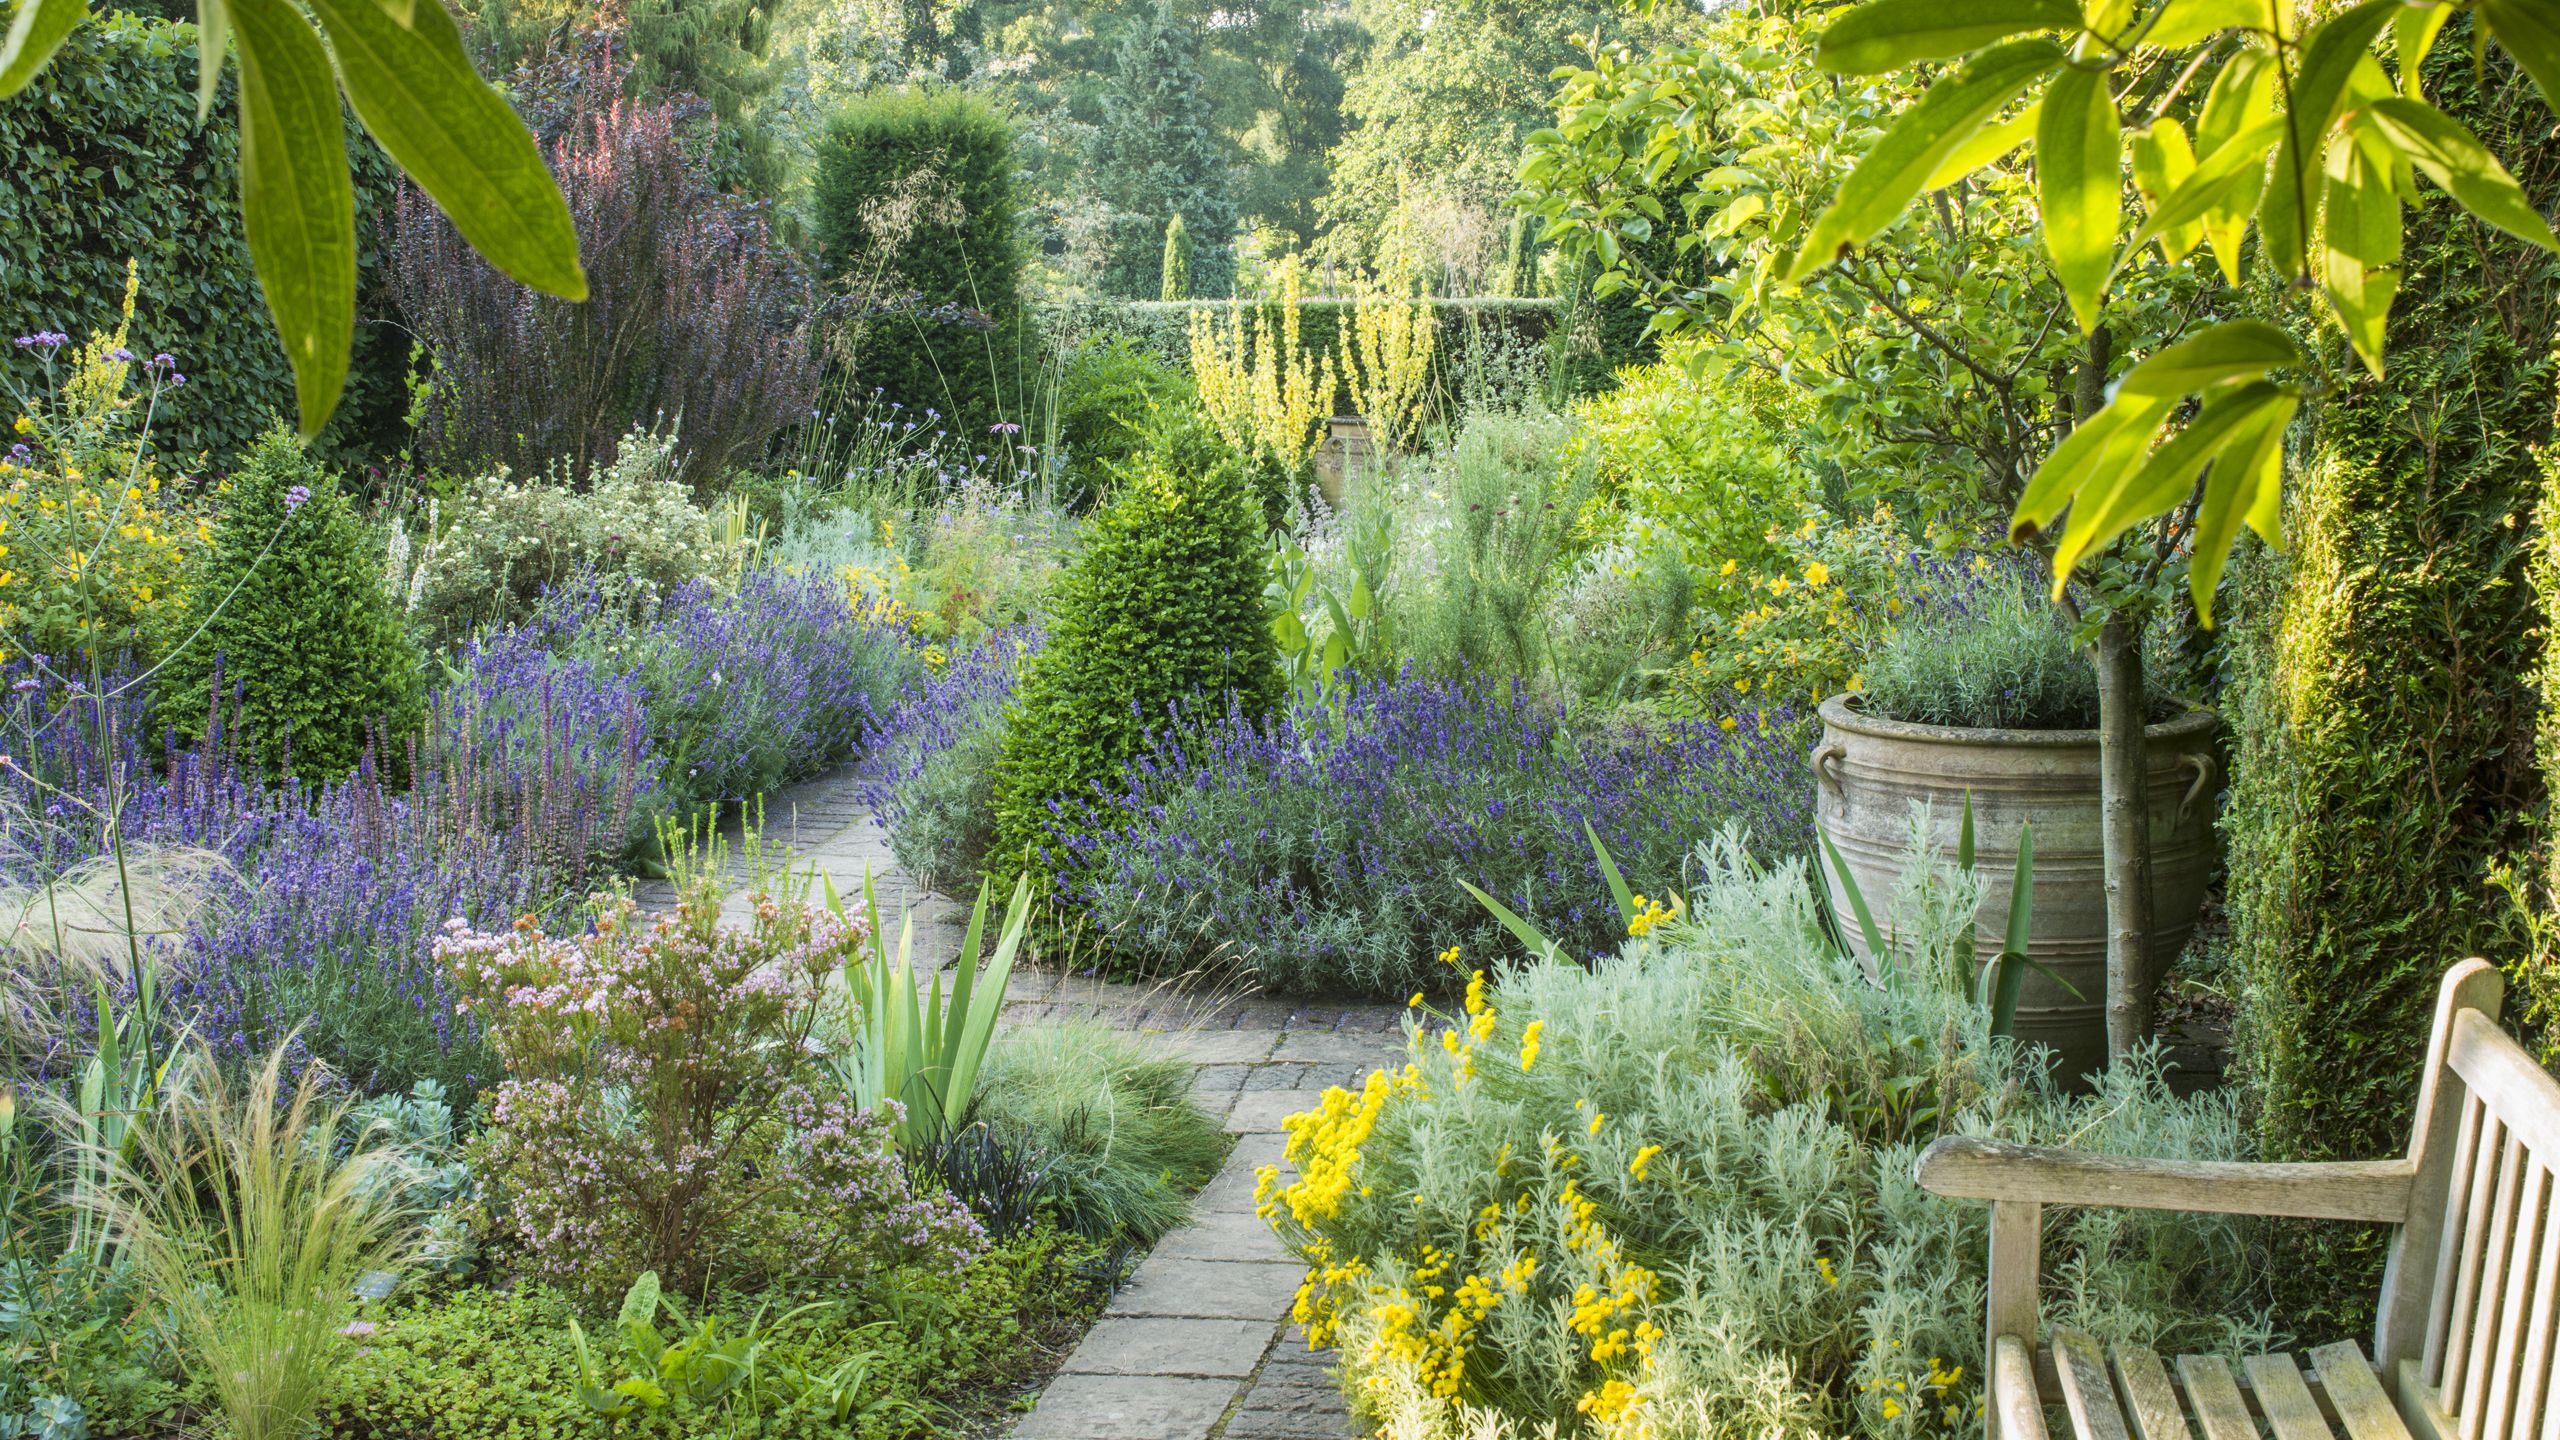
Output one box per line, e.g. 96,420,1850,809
1811,693,2221,1083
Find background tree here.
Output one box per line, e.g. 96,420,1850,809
625,0,785,191
1322,0,1671,280
1093,0,1234,297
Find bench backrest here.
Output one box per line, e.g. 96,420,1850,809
2376,959,2560,1437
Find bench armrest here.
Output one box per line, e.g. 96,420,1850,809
1916,1136,2414,1223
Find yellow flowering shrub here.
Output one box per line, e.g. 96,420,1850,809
1343,272,1436,451
0,284,207,663
1189,258,1335,480
1259,836,2278,1439
1675,506,1992,722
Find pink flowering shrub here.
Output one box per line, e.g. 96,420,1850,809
442,881,983,1305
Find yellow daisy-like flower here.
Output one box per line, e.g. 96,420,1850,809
1803,561,1831,587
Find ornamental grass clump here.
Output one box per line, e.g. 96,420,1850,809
446,863,984,1307
93,1042,422,1440
1261,832,2276,1439
1059,673,1810,996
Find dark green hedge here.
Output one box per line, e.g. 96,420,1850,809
0,12,403,463
2220,32,2560,1336
811,89,1025,437
1068,296,1564,414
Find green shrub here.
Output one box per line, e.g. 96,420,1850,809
1396,413,1595,685
1859,580,2105,731
406,429,726,651
0,12,403,462
973,1022,1229,1245
153,427,426,783
812,90,1025,438
2221,36,2560,1336
1264,833,2276,1438
1049,336,1194,501
992,413,1281,883
1568,346,1804,593
322,1228,1112,1440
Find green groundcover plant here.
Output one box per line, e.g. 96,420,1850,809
1261,831,2275,1438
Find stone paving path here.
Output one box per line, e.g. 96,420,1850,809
663,765,1407,1440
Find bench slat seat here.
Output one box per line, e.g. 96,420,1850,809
1996,1332,2417,1440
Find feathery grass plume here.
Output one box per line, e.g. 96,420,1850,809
86,1041,421,1440
0,845,225,1056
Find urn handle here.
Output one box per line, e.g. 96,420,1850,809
1815,743,1847,793
2176,752,2219,824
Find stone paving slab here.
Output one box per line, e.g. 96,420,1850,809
1225,1089,1337,1135
1009,1374,1243,1439
1063,1318,1277,1379
1224,1348,1362,1440
1107,1258,1305,1322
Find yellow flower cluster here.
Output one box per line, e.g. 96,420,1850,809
1189,258,1335,475
0,280,204,663
1626,892,1678,938
1677,505,1972,723
1342,272,1435,450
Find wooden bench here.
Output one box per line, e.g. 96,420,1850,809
1917,959,2560,1439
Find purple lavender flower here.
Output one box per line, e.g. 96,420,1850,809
1050,670,1814,996
283,484,312,511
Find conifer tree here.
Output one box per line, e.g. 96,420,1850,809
1094,1,1234,298
1160,213,1193,301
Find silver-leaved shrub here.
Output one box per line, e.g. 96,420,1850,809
1261,830,2277,1438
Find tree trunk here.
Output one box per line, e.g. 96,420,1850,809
2068,322,2153,1067
2094,614,2153,1063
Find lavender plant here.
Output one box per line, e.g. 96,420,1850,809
546,569,918,825
1058,672,1813,996
859,632,1041,895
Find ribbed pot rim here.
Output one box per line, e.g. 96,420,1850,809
1816,692,2220,750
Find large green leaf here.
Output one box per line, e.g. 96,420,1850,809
196,0,229,119
1927,101,2038,190
2038,64,2120,332
305,0,587,299
2119,116,2283,280
1790,39,2064,278
2187,387,2297,624
2393,2,2453,98
229,0,355,436
2114,318,2298,396
1814,0,2078,75
2012,392,2170,540
2482,0,2560,118
2193,46,2277,282
2264,0,2399,281
0,0,87,100
2360,96,2560,253
2052,379,2291,576
2149,0,2288,50
2319,124,2401,373
2130,118,2201,263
